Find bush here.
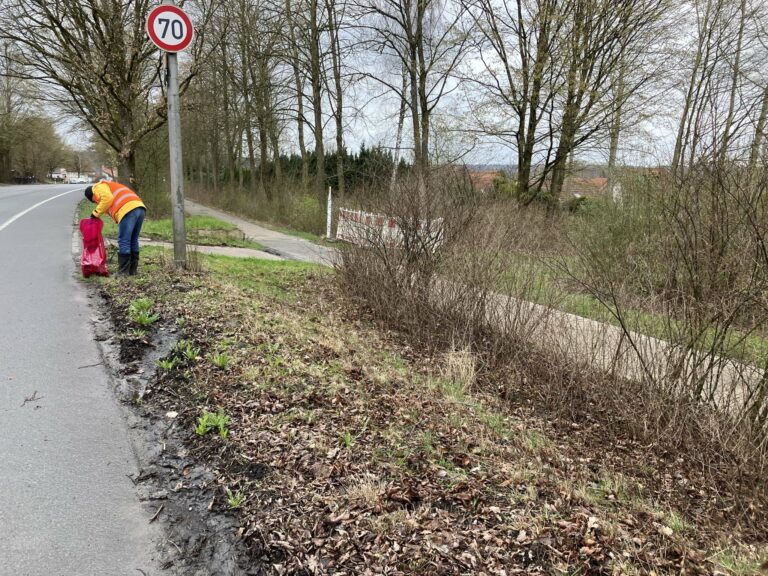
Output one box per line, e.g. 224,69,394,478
491,173,517,198
335,172,558,373
338,165,768,513
564,164,768,491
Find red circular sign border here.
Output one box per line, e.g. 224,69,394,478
146,5,194,53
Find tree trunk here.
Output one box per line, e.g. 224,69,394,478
416,0,430,182
246,118,257,190
119,150,137,189
748,85,768,174
720,0,746,162
549,98,579,205
408,44,423,191
259,124,269,198
286,0,310,189
309,0,325,197
549,13,582,205
607,62,626,197
271,128,282,187
240,15,258,192
237,136,244,190
671,0,715,177
390,65,408,192
326,0,345,196
220,42,235,184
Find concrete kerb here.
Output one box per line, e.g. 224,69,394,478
136,239,284,261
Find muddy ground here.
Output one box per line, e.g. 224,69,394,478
88,286,254,575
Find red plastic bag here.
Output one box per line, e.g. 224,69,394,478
80,218,109,278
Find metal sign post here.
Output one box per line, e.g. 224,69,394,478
147,2,194,268
166,49,186,267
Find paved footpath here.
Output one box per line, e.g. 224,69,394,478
0,184,160,575
185,199,335,265
139,238,283,261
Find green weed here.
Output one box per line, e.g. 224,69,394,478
420,430,435,456
211,352,231,369
711,548,768,575
665,510,693,534
196,408,231,439
580,471,632,506
258,342,285,369
226,487,246,508
176,340,200,361
128,298,159,326
156,357,178,371
339,431,355,449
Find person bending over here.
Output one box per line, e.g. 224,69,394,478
85,179,146,276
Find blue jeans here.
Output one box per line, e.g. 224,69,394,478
117,207,145,255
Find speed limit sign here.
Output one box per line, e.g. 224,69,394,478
146,5,193,53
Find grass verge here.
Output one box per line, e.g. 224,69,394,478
501,253,768,366
77,200,265,250
95,248,768,574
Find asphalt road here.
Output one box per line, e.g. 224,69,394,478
0,185,160,575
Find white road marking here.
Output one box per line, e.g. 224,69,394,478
0,188,82,233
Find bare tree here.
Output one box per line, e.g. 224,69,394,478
285,0,311,188
0,40,32,180
465,0,668,204
0,0,217,184
325,0,348,195
356,0,469,189
308,0,327,196
668,0,764,176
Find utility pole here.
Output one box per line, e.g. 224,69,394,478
147,1,194,268
166,47,187,267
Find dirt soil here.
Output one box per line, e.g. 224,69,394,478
91,251,768,576
90,289,253,575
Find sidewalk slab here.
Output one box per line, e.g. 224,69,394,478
185,200,336,266
137,239,284,260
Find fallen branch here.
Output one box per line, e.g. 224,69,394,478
20,391,43,407
149,504,164,523
77,362,104,370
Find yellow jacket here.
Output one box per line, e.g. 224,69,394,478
91,181,146,223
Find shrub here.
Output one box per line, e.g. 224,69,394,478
128,297,160,326
564,163,768,493
337,165,768,513
195,408,231,439
335,172,558,374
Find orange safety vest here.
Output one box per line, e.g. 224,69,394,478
104,181,143,222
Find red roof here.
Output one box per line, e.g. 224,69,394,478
566,177,608,197
469,171,503,191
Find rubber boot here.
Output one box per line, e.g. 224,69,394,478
118,253,131,276
129,252,139,276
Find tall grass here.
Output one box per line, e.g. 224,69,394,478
186,179,328,235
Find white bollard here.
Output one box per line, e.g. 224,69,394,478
326,186,333,239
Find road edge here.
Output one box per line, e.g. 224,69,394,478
71,202,252,575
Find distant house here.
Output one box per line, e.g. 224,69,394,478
49,168,68,182
565,177,608,198
101,165,119,180
469,170,504,193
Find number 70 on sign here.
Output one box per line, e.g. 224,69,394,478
146,5,194,53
